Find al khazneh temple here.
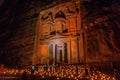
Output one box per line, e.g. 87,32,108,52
33,0,120,65
33,0,83,64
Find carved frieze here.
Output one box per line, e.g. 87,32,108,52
39,0,80,41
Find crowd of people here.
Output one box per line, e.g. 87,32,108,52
0,64,118,80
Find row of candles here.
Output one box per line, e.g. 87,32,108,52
0,65,117,80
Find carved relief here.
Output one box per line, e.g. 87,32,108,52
43,23,51,36
55,11,66,19
65,1,80,14
55,19,68,34
35,0,81,64
39,0,80,38
41,12,53,21
69,17,77,34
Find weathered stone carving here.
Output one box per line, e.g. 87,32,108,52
34,0,81,64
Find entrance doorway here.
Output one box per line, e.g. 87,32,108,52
49,42,68,65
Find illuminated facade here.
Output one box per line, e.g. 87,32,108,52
33,0,120,65
33,0,84,64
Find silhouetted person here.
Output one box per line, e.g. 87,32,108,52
85,68,88,75
90,66,94,73
31,66,35,74
76,66,78,76
21,71,27,80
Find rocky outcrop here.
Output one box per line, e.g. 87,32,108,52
81,0,120,62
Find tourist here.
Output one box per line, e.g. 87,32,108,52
31,66,35,74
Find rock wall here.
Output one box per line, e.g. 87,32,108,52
0,0,38,67
81,0,120,62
